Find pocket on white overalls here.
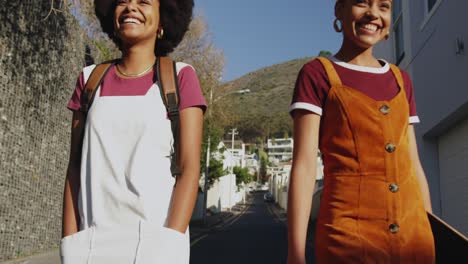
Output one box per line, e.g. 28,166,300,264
60,227,94,264
138,226,189,264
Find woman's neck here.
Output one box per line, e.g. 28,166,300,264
334,38,381,68
119,43,157,75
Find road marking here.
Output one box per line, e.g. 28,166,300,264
190,200,252,247
222,202,250,228
190,234,209,246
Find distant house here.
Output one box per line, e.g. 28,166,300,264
374,0,468,235
222,139,246,169
267,137,294,164
212,141,235,172
244,153,259,176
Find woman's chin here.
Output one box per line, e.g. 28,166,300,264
119,35,145,46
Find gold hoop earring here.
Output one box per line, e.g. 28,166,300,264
157,28,164,39
333,18,343,33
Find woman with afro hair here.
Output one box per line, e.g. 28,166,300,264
60,0,206,263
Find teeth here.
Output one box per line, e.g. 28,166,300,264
123,18,141,24
363,24,378,32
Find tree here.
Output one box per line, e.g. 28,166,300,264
206,158,228,186
171,14,224,98
318,50,333,57
72,1,120,63
259,150,269,183
171,14,228,187
233,166,253,186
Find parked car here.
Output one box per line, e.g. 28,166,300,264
263,192,274,202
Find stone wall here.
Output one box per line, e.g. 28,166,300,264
0,0,87,260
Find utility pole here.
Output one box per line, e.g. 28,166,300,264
202,85,214,224
227,128,238,210
228,128,238,174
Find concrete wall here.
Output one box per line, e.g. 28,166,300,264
0,1,120,260
405,0,468,223
191,191,205,221
206,174,239,213
0,1,86,260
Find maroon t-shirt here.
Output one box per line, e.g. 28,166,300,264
67,63,207,113
290,57,419,123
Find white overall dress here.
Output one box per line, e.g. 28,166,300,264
60,64,190,264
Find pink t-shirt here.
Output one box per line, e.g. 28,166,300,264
290,57,419,123
67,64,207,112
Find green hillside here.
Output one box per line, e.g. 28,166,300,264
214,57,314,142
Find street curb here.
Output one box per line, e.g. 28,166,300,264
0,249,60,264
267,203,287,225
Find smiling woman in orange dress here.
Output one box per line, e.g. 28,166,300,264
287,0,435,263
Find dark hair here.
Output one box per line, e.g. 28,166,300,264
95,0,194,56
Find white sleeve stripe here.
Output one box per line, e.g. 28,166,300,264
289,102,323,116
409,116,420,124
175,62,194,75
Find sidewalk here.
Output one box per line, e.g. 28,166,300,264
0,201,250,264
266,202,287,224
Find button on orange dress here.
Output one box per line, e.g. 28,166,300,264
315,57,435,263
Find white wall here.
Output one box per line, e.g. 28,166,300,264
437,117,468,236
374,0,468,220
206,174,238,213
191,191,205,221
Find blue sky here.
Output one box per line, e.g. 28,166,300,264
195,0,342,81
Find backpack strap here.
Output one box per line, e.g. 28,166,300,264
156,56,181,178
80,61,115,114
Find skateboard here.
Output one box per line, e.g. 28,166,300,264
427,212,468,262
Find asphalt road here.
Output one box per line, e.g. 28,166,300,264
190,192,289,264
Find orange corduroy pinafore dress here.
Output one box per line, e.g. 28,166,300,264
315,57,435,263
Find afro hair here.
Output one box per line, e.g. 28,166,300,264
95,0,194,56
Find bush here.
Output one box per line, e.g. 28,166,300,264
233,166,253,186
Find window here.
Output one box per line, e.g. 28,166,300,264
419,0,443,31
392,0,405,64
427,0,437,12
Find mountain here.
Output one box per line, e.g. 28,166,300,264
214,57,314,142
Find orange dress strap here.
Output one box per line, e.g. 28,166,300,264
389,64,405,90
316,57,343,87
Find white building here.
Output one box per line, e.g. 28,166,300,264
374,0,468,235
211,141,235,172
267,138,294,164
244,153,259,176
223,140,246,169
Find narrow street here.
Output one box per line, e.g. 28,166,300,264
190,192,316,264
